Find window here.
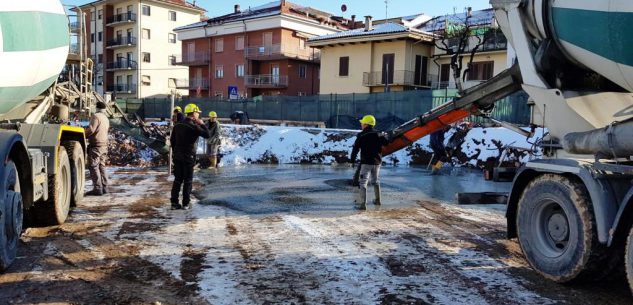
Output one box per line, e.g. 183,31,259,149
467,61,494,81
127,5,133,13
215,65,224,78
168,10,176,21
168,55,176,66
168,33,176,44
414,55,428,86
299,65,307,78
142,5,150,16
235,36,245,51
98,32,102,42
97,9,102,20
97,54,103,64
91,33,95,43
215,38,224,52
235,64,245,77
141,75,151,86
263,32,273,46
299,38,306,50
142,28,150,40
339,56,349,77
214,91,223,98
142,52,151,63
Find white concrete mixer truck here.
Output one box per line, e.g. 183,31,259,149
381,0,633,291
0,1,95,270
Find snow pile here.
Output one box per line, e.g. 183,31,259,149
207,124,543,168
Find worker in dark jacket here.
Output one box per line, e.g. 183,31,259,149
350,115,388,209
170,103,209,210
429,125,450,174
205,111,221,168
172,106,185,123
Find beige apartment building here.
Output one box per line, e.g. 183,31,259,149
307,16,435,94
78,0,205,98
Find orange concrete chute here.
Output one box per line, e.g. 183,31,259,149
380,64,523,157
382,107,473,156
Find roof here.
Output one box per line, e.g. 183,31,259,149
175,1,350,32
77,0,205,12
308,22,431,42
420,8,494,32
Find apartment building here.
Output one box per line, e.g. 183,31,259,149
78,0,205,98
421,8,511,89
174,1,354,98
307,16,435,94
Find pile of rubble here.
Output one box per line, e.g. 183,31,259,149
107,129,167,167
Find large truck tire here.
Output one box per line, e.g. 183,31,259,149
626,227,633,294
64,141,85,207
0,161,23,271
32,147,72,226
516,174,613,283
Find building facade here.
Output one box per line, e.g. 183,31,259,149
307,17,435,94
78,0,205,99
174,1,353,98
421,8,511,89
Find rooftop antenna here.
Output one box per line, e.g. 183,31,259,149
384,0,388,19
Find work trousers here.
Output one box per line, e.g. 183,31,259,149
358,164,381,204
88,145,108,191
171,159,195,206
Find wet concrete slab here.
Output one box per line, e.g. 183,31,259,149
194,165,511,216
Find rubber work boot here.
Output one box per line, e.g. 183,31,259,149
431,161,444,175
356,187,367,210
210,156,217,168
373,185,381,205
85,188,103,196
182,204,191,210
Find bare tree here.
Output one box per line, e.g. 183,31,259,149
433,8,492,93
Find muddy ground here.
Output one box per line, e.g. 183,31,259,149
0,165,630,305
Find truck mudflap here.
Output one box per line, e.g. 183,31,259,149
506,159,621,245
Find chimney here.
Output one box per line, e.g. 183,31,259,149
351,15,356,29
234,4,240,13
364,15,373,32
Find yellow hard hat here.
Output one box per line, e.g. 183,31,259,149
359,115,376,126
174,106,182,112
184,103,201,114
209,111,218,118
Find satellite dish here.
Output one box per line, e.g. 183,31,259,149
341,4,347,13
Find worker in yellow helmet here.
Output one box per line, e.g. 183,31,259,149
350,115,388,210
170,103,209,210
205,111,222,168
172,106,184,123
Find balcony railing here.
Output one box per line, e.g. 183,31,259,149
442,34,508,55
172,52,209,66
244,74,289,88
106,12,137,26
244,44,320,61
69,21,80,33
363,70,434,87
106,36,137,48
173,78,209,89
106,59,138,71
107,83,137,93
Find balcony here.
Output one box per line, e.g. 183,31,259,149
363,70,434,87
107,83,136,94
172,52,209,66
106,59,138,71
69,21,80,33
244,74,289,88
106,12,137,26
106,36,137,49
172,78,209,89
244,44,320,62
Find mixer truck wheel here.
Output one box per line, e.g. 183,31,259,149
0,161,23,271
626,227,633,294
64,141,85,207
33,147,72,226
516,174,612,283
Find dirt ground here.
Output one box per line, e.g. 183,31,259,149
0,166,630,305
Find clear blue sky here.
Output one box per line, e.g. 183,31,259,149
62,0,491,19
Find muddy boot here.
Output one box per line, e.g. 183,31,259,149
373,185,381,205
210,156,217,168
355,186,367,209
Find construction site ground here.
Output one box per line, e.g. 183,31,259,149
1,165,630,305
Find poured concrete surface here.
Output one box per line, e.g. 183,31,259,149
0,166,629,305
